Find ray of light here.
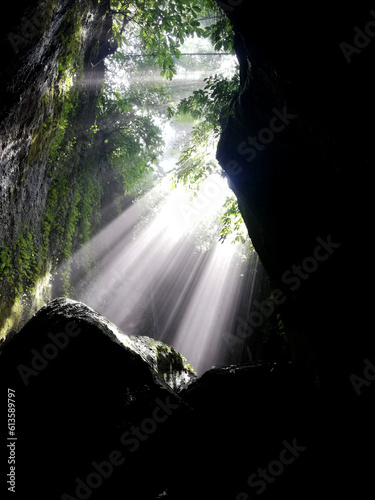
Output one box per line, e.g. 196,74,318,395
170,242,245,374
55,171,255,375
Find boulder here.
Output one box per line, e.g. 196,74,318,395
0,298,196,499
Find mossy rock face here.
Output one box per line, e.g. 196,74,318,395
0,0,114,338
122,334,197,392
157,344,184,373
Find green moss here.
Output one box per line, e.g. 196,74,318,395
0,0,109,338
156,344,196,376
15,228,42,294
40,148,105,296
57,18,84,79
27,118,52,167
49,90,79,161
26,87,76,167
45,0,59,21
0,226,43,312
0,269,53,341
77,171,103,244
0,297,23,340
0,246,12,279
27,1,89,167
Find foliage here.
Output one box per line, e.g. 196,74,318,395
205,15,234,52
170,120,217,189
170,72,239,132
97,81,168,194
197,0,235,52
110,0,209,79
106,0,242,227
107,0,240,196
168,71,239,185
167,68,249,245
107,115,163,194
219,196,251,246
109,0,235,78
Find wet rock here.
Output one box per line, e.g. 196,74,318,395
130,337,197,392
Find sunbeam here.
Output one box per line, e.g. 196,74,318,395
55,171,257,374
171,241,245,373
46,19,265,376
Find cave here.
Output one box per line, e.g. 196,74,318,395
0,1,374,499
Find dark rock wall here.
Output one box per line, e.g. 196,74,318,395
0,0,110,242
0,0,114,334
216,1,374,387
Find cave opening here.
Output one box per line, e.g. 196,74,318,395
0,0,289,373
46,4,284,374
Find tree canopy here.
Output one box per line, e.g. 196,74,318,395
109,0,234,78
99,0,249,245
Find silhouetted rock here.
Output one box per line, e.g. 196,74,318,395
2,299,375,499
0,298,196,499
216,1,374,396
214,2,375,497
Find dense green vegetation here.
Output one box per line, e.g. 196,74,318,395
109,0,234,77
105,0,246,245
98,80,168,194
